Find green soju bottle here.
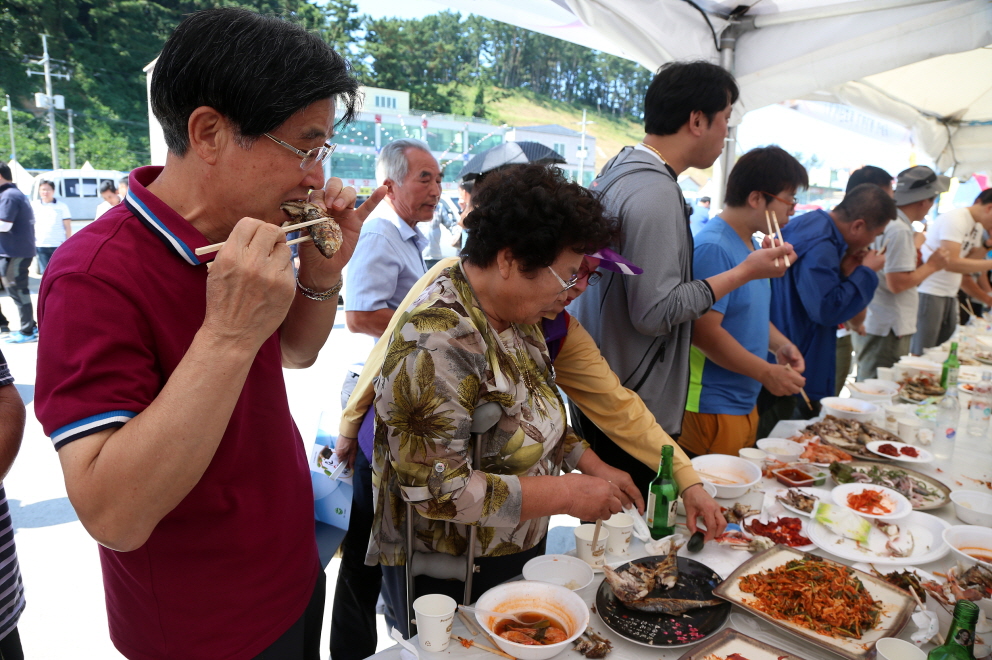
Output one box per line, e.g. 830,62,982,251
646,445,679,540
928,599,979,660
942,342,961,390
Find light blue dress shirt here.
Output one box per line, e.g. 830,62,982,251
344,202,429,313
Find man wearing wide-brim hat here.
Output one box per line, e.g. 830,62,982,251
855,166,951,377
912,172,992,354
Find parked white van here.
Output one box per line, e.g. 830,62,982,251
28,168,127,221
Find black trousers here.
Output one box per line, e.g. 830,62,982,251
0,627,23,660
252,569,325,660
329,450,381,660
755,387,819,440
380,538,546,639
569,403,657,494
0,258,33,335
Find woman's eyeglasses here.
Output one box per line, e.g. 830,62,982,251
548,266,580,294
264,133,336,170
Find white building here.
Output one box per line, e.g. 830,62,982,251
330,86,505,194
505,125,597,186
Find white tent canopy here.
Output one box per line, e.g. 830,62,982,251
435,0,992,178
824,46,992,177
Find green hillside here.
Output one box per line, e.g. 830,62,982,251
484,89,643,172
472,88,711,184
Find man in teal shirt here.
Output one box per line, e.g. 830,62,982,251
682,147,808,457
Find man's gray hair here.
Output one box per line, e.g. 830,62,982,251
376,138,432,187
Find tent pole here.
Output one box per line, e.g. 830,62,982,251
712,27,740,211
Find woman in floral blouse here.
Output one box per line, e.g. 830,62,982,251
369,164,643,633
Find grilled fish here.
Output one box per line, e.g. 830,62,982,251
280,200,343,258
617,597,724,615
602,542,680,604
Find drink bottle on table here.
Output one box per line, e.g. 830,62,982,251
967,371,992,437
934,389,960,461
927,599,979,659
647,445,678,540
942,342,961,389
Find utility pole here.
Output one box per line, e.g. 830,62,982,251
2,95,13,161
575,109,595,186
67,109,76,169
27,34,70,171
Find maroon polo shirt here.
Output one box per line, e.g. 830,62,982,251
35,166,319,660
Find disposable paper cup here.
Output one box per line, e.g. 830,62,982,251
874,638,925,660
884,405,907,432
898,416,923,444
876,366,895,382
412,593,456,652
573,524,610,568
738,447,767,467
603,513,633,557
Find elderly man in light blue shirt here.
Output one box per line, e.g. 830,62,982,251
331,138,441,660
344,138,440,337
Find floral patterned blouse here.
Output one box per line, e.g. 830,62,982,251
366,261,588,567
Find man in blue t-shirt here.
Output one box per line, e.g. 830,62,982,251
681,147,808,457
0,163,37,342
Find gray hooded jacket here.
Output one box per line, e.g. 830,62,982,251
571,147,715,437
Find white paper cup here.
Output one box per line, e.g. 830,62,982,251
573,524,610,568
876,366,895,382
898,416,923,444
883,405,903,432
412,593,456,652
603,513,633,557
874,638,925,660
738,447,767,467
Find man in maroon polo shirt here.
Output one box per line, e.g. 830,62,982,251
34,9,385,660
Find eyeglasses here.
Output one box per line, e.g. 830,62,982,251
264,133,336,170
760,191,797,211
548,266,580,294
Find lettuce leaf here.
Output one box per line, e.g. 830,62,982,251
813,502,871,544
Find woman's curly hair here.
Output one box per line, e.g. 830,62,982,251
462,164,617,272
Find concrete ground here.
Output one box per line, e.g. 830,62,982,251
0,270,389,659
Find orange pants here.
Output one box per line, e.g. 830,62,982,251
679,407,759,457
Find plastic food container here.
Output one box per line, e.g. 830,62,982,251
773,467,815,488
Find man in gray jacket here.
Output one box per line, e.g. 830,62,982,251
571,61,795,490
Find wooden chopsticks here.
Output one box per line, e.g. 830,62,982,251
454,637,514,659
193,216,328,256
771,211,790,267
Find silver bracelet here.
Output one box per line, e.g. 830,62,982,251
296,276,343,302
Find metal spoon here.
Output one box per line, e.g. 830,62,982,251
458,605,548,627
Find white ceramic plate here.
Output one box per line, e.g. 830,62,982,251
866,440,934,464
773,487,832,517
808,510,951,566
832,483,913,520
899,393,940,405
